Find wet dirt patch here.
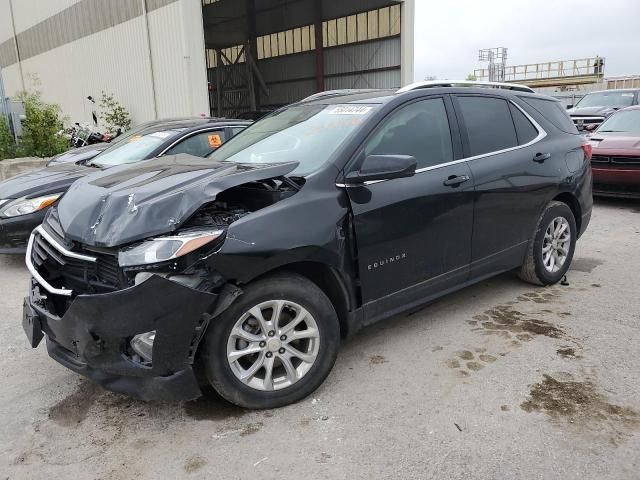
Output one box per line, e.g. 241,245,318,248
474,304,564,339
557,347,579,359
446,359,461,369
466,361,484,371
479,354,497,363
570,257,604,273
431,346,443,352
240,421,264,437
184,388,248,421
369,355,389,365
184,455,207,474
456,350,474,361
521,374,639,443
48,380,102,427
501,405,510,412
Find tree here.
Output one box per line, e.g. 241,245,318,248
15,86,68,158
466,73,477,81
0,116,17,160
99,91,132,134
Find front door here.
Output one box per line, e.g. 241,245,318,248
344,96,475,324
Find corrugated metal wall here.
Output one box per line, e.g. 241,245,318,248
0,0,209,126
205,1,407,116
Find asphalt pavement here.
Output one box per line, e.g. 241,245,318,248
1,198,638,480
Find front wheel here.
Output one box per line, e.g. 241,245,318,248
200,273,340,409
519,201,577,286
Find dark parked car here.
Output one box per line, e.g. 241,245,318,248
567,88,639,131
0,118,250,253
46,143,110,167
587,105,640,198
23,82,593,409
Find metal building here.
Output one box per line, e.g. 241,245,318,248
0,0,414,126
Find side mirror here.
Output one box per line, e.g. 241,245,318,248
584,123,598,132
566,104,574,110
345,155,417,184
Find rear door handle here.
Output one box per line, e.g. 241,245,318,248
533,153,551,163
443,174,470,187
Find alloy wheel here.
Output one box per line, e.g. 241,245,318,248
226,300,320,391
542,216,571,273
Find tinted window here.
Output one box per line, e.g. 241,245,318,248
457,96,518,156
510,104,539,144
165,130,226,157
520,97,578,134
364,98,453,169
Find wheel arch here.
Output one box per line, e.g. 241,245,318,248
249,261,357,339
552,191,582,234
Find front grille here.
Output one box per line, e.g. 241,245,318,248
31,229,121,294
611,156,640,166
591,155,610,164
572,116,604,130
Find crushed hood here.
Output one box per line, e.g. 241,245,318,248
57,154,298,247
0,163,90,199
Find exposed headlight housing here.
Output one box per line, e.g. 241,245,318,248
118,229,224,267
0,193,63,218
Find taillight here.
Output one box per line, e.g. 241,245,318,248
582,143,593,161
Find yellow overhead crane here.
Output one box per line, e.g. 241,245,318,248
474,57,605,88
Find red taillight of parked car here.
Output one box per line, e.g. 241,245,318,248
582,143,593,161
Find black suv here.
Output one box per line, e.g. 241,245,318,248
23,82,593,409
567,88,640,131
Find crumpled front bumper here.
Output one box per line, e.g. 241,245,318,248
23,274,218,401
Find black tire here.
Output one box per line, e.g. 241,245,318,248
519,201,577,286
200,273,340,409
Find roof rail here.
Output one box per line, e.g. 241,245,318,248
300,89,383,103
397,80,535,94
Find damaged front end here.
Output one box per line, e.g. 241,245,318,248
23,155,301,401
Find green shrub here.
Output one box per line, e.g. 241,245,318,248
0,116,17,160
99,91,132,133
15,89,68,158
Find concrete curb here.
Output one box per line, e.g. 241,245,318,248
0,157,49,181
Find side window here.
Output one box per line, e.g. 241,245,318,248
364,98,453,169
165,130,226,157
510,103,539,145
231,127,247,137
457,96,518,156
519,97,578,134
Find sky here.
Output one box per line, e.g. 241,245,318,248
413,0,640,81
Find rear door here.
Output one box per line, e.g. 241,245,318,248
452,94,551,278
345,96,475,323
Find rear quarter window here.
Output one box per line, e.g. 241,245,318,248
519,96,578,134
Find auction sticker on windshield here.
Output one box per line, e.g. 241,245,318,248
328,105,373,115
208,134,223,148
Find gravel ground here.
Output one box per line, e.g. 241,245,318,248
1,198,639,480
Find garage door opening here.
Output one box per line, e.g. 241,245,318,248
201,0,414,118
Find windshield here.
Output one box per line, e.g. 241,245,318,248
597,110,640,134
91,129,181,167
210,104,377,176
576,91,636,109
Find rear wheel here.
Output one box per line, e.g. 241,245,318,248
201,273,340,409
519,201,577,286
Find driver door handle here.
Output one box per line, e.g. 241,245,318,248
443,174,470,187
533,152,551,163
